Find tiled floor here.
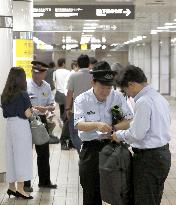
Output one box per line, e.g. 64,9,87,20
0,96,176,205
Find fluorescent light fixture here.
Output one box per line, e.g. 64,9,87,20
83,26,97,30
165,23,176,26
85,20,99,22
142,36,147,38
150,30,158,34
102,37,106,43
82,30,95,32
84,23,98,26
102,45,106,49
157,26,169,30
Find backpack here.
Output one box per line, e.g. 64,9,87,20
99,141,133,205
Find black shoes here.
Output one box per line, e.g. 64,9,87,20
24,186,33,192
16,191,33,199
61,143,70,150
7,189,33,200
7,189,16,198
38,183,57,189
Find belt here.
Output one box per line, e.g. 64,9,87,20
82,139,111,147
132,143,169,153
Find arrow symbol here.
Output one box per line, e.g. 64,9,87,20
123,8,131,16
111,25,117,30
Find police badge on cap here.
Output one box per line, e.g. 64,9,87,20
31,61,48,73
90,61,116,86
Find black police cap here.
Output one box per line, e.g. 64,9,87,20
90,61,116,86
31,60,48,72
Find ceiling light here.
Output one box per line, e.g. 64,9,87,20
102,37,106,43
82,30,95,32
84,23,98,26
150,30,158,34
83,26,97,30
102,45,106,50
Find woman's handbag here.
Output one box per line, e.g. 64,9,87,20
30,114,50,145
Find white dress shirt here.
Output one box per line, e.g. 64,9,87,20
74,88,133,141
116,85,171,149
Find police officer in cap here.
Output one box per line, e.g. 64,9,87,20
24,61,57,191
74,61,133,205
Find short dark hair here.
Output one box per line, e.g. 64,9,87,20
77,54,90,68
71,60,78,70
1,67,27,105
89,57,97,65
49,61,55,68
118,65,147,88
57,58,65,67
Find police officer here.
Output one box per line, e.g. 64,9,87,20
24,61,57,191
112,65,171,205
74,61,133,205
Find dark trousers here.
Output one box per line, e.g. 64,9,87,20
132,144,171,205
79,140,109,205
69,114,82,153
59,104,65,121
24,115,51,187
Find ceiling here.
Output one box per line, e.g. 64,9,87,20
33,0,176,50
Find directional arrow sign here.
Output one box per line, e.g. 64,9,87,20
111,25,117,30
34,5,135,19
123,9,131,17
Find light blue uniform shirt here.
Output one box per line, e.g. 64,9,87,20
74,88,133,141
27,78,54,107
116,85,171,149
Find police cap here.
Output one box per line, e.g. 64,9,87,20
90,61,116,86
31,60,48,73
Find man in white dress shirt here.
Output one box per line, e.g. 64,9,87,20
112,65,171,205
74,61,133,205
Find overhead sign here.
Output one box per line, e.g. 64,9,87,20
33,5,135,19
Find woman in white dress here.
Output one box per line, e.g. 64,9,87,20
1,67,33,199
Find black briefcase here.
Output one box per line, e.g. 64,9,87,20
99,142,133,205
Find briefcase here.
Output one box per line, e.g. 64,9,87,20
30,115,50,145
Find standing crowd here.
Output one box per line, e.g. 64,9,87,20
0,54,171,205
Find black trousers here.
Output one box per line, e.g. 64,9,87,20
24,115,51,187
132,144,171,205
79,140,109,205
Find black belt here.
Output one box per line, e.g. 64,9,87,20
82,139,111,147
132,143,169,153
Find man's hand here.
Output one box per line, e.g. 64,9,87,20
96,122,112,133
111,132,121,143
34,105,46,113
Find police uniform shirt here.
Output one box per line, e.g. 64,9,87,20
116,85,171,149
74,88,133,141
27,78,54,111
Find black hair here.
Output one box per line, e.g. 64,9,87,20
77,54,90,68
89,57,97,65
71,60,78,70
49,61,55,68
118,65,147,88
57,58,65,67
1,67,27,105
93,61,111,71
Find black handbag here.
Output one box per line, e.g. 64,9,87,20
99,142,132,205
30,115,50,145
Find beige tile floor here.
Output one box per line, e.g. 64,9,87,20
0,96,176,205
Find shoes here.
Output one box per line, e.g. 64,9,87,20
38,183,57,189
24,186,33,192
49,135,60,144
7,189,16,198
16,191,33,199
61,143,70,150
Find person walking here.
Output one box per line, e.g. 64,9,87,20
65,54,92,153
1,67,33,199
